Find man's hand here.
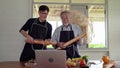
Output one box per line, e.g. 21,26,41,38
25,35,34,44
57,42,66,49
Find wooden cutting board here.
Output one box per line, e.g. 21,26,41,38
103,60,115,68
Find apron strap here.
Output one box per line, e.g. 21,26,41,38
29,18,48,50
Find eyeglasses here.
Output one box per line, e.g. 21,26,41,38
39,11,48,15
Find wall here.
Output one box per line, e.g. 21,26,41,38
0,0,31,61
108,0,120,60
0,0,120,61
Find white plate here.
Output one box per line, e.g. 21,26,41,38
88,60,103,68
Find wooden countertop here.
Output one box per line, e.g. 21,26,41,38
0,61,78,68
0,60,119,68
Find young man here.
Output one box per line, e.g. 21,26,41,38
19,5,52,62
52,11,83,59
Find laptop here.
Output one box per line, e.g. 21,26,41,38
35,50,67,68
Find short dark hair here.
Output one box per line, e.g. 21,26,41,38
39,5,49,12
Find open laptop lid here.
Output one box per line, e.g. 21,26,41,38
35,50,66,68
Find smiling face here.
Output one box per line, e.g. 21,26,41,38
38,10,48,22
60,11,70,26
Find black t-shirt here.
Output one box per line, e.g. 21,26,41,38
19,18,52,39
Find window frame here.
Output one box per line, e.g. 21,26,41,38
31,0,109,51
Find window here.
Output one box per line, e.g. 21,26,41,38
88,5,106,48
32,0,107,49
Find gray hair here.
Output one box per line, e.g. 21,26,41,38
60,10,70,17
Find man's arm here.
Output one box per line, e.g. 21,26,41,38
20,30,34,44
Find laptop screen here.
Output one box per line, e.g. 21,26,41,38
35,50,66,68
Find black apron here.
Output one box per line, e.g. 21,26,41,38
20,18,48,61
59,25,80,59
